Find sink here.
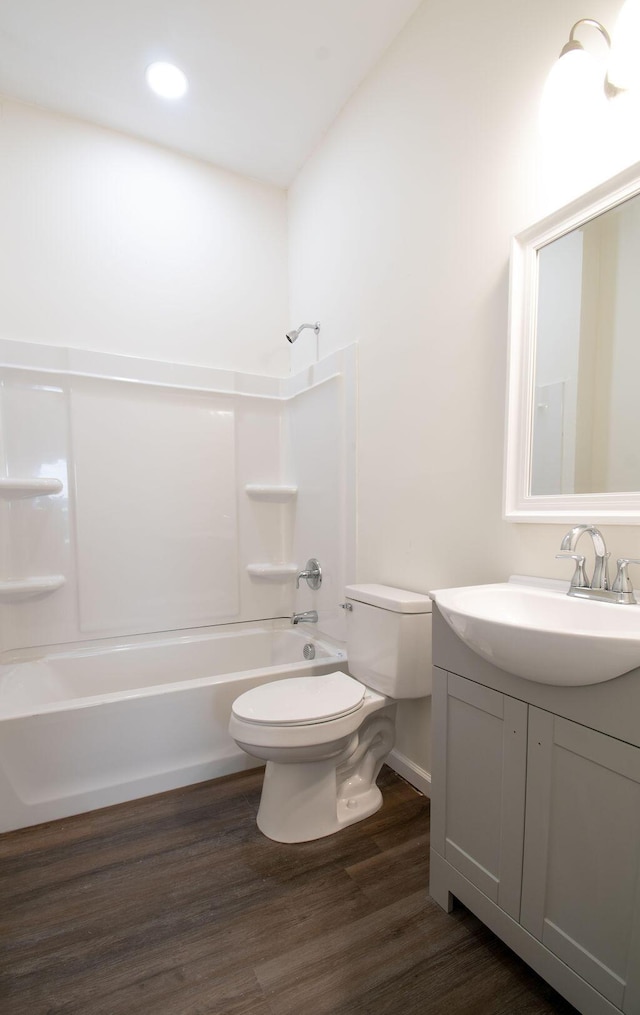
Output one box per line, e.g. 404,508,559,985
431,578,640,686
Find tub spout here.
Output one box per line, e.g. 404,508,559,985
291,610,318,625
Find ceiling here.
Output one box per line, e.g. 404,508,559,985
0,0,422,188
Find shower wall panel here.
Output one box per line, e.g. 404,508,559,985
0,342,290,653
0,340,355,655
71,380,238,635
0,369,77,650
286,345,357,644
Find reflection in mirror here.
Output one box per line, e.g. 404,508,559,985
505,159,640,522
532,194,640,496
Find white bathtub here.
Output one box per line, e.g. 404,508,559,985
0,620,346,833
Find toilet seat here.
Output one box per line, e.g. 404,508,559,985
229,673,387,752
232,671,365,726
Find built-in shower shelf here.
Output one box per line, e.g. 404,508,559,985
246,564,298,581
0,576,66,602
245,484,298,501
0,478,63,499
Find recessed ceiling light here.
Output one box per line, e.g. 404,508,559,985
145,62,188,100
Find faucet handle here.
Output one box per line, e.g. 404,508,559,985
612,558,640,594
556,552,589,589
295,558,322,590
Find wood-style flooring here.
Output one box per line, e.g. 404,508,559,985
0,766,578,1015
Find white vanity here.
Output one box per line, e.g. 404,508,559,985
430,578,640,1015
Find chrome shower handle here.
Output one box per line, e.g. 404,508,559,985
295,558,322,590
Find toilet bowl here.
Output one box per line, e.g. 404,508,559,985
229,584,432,843
229,671,395,842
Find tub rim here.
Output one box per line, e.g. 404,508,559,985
0,620,347,722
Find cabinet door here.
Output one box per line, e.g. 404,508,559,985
431,668,528,919
521,708,640,1013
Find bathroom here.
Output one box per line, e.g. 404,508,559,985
2,0,640,1012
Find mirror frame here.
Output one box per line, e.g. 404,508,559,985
504,159,640,524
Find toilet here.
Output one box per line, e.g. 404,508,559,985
229,584,432,843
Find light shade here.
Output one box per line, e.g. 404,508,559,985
540,47,607,137
145,62,189,100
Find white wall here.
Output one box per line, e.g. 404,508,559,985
287,0,640,776
0,96,289,377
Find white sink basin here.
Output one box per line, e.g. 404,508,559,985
431,579,640,686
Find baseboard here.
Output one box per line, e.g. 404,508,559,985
386,748,431,797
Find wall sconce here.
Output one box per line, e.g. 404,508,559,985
556,19,621,98
541,2,640,132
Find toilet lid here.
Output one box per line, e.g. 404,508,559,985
232,671,366,726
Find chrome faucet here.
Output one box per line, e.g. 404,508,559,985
557,524,640,604
291,610,318,625
558,524,610,591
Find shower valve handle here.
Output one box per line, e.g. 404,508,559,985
295,558,322,590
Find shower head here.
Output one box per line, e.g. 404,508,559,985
286,321,320,344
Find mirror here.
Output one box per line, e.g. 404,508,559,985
504,159,640,523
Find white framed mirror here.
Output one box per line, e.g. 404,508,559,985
504,159,640,523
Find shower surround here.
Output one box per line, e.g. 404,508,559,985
0,339,355,830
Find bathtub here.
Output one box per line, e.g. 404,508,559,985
0,620,346,833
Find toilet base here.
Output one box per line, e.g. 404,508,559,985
255,710,395,843
256,760,384,843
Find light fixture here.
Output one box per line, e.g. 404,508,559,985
540,24,608,136
540,11,640,135
546,3,640,107
145,62,189,100
558,19,622,99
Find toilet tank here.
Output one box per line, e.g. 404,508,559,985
345,584,432,698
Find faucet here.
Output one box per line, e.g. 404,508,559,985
291,610,318,625
557,524,640,604
558,524,610,591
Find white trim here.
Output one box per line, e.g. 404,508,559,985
0,338,284,397
504,159,640,524
0,337,352,403
386,748,431,798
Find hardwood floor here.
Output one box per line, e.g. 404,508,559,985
0,767,578,1015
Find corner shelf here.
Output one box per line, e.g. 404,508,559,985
245,484,298,502
0,576,66,603
246,564,298,581
0,478,63,499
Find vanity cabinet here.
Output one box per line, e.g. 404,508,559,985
431,612,640,1015
431,672,527,920
520,708,640,1012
